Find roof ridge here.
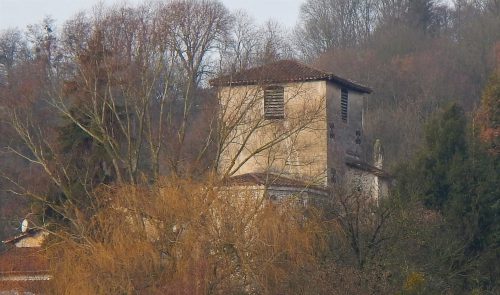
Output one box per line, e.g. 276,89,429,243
210,59,371,93
222,59,326,77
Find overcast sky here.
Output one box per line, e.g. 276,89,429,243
0,0,303,31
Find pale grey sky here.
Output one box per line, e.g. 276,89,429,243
0,0,304,31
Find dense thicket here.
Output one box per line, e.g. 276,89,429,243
394,101,499,292
0,0,498,294
302,0,500,166
0,1,296,242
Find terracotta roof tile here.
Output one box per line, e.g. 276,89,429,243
0,241,51,293
0,280,50,293
345,157,392,179
2,229,40,245
0,247,49,275
210,59,372,93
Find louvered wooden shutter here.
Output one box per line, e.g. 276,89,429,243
341,88,348,122
264,86,284,119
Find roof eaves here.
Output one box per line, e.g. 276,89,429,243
345,159,391,179
209,75,331,87
327,74,372,94
209,59,372,93
226,173,328,192
2,229,42,245
210,74,372,94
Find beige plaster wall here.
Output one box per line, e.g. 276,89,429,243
217,81,328,185
15,231,48,248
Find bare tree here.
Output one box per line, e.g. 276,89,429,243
217,11,261,72
217,13,294,73
9,0,230,183
0,28,30,69
257,20,295,64
157,0,231,175
295,0,378,59
0,3,242,243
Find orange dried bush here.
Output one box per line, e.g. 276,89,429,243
46,177,328,294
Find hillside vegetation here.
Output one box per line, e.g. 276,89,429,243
0,0,499,294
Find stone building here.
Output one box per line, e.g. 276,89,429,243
0,220,50,294
210,60,390,199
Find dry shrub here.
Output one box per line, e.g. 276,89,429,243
47,177,327,294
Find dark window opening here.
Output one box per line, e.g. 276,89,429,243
329,122,335,139
341,88,348,122
264,86,284,119
355,130,361,144
330,168,336,183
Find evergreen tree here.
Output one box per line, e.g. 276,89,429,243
414,103,468,210
396,103,500,292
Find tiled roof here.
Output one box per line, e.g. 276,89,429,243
0,280,50,293
0,247,49,276
345,157,392,179
210,60,372,93
0,244,51,293
2,229,40,245
226,172,327,192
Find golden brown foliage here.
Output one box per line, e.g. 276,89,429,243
476,73,500,155
46,178,327,294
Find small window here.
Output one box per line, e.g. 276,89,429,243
329,122,335,139
341,88,348,122
264,86,284,119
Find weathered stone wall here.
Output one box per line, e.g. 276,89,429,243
326,83,366,187
344,167,390,201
